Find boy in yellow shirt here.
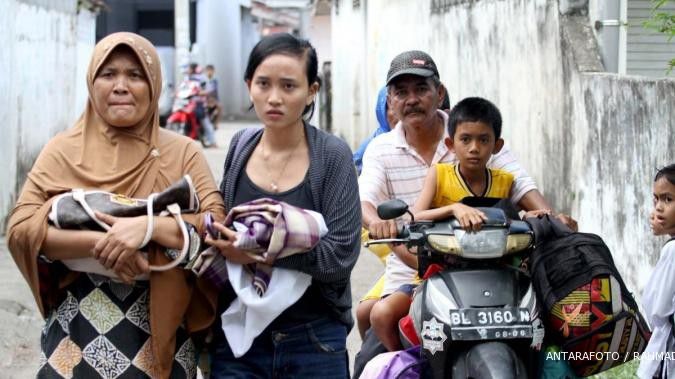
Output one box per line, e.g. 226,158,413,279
413,97,513,228
370,96,544,351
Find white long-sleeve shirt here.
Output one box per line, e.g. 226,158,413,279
638,239,675,379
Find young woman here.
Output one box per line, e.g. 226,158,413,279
7,32,225,378
206,33,361,378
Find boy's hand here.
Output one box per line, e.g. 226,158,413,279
451,204,487,231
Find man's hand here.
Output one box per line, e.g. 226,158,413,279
522,209,579,232
367,219,399,240
555,213,578,232
522,209,552,219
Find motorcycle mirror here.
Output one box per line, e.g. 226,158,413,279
377,199,409,220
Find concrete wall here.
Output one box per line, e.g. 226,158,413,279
331,0,675,295
331,0,367,142
196,0,258,117
309,14,332,68
0,0,95,232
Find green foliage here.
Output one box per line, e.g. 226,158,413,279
588,359,639,379
643,0,675,73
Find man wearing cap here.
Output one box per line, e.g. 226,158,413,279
354,50,574,375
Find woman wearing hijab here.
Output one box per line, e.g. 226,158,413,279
6,32,225,378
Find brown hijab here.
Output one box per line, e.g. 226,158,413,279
6,32,224,378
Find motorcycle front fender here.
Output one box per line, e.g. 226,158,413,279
451,342,527,379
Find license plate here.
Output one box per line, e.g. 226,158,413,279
448,308,533,341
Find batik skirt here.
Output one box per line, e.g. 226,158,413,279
36,273,196,378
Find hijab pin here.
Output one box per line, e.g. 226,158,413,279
151,149,160,157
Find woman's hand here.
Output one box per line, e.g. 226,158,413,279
93,212,148,270
114,254,150,284
204,221,260,265
451,204,487,231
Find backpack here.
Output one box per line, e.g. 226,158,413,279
526,215,651,377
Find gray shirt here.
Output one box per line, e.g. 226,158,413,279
220,123,361,328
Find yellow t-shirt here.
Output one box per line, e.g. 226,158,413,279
431,163,514,208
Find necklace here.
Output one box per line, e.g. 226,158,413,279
261,130,304,192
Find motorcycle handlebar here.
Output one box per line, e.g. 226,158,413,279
367,225,408,239
365,226,410,247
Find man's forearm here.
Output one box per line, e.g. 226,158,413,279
361,201,380,228
518,190,552,212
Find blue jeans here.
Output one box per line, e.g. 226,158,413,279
201,116,216,145
210,317,349,379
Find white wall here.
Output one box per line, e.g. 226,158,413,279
309,14,332,68
0,0,95,232
331,0,368,142
332,0,675,295
196,0,259,117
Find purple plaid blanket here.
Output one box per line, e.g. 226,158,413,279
190,198,326,295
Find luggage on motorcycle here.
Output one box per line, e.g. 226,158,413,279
526,215,650,377
359,345,428,379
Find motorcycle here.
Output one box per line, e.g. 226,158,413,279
166,80,205,145
366,198,544,379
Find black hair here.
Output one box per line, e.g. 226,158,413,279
244,33,319,120
205,64,214,70
447,97,502,140
439,88,450,110
655,164,675,185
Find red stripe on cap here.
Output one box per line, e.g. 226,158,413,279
412,59,425,65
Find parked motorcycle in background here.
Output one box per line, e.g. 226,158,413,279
166,80,205,144
366,198,544,379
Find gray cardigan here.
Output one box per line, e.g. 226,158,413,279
219,123,362,328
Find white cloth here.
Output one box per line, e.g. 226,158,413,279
359,110,537,295
638,239,675,379
221,210,328,357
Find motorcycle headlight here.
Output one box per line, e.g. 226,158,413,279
506,233,533,253
427,228,510,259
427,235,461,254
453,228,509,258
